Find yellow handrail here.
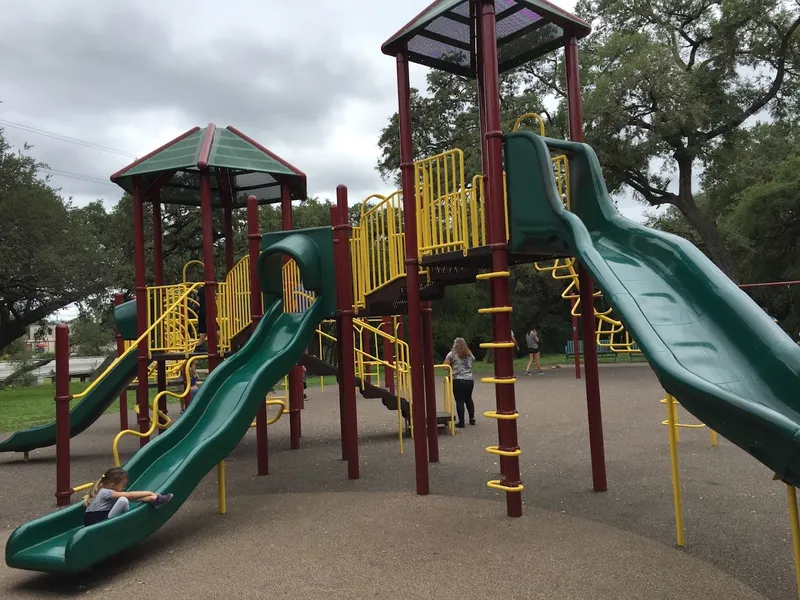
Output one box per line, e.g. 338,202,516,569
512,112,546,135
219,255,253,353
415,149,467,257
183,260,204,284
435,363,455,435
74,283,203,401
112,354,207,466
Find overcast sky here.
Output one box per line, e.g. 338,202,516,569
1,0,651,226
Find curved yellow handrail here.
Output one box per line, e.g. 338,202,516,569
183,260,204,284
75,283,203,402
250,399,288,427
112,354,207,467
512,112,546,135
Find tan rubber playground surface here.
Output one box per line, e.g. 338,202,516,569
0,364,794,599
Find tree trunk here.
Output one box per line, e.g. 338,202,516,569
674,156,738,282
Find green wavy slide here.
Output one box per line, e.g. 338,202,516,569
0,302,141,454
505,131,800,486
5,227,335,573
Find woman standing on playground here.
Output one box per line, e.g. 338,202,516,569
525,327,543,375
444,337,475,428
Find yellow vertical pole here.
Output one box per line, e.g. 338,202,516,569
710,428,717,447
787,484,800,600
23,451,28,462
218,460,226,515
666,394,685,547
671,398,680,443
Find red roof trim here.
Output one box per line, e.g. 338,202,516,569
110,126,201,182
196,122,217,170
225,126,307,178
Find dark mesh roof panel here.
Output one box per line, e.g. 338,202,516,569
382,0,591,76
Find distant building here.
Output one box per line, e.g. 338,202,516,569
25,320,71,354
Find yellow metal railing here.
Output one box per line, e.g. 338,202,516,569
415,149,468,257
218,255,252,353
353,192,408,309
282,259,317,313
435,363,456,435
78,283,203,403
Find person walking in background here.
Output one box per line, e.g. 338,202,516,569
444,337,476,428
525,327,543,375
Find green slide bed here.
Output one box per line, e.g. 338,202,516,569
0,301,141,454
505,131,800,486
5,227,335,573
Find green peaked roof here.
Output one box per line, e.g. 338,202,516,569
382,0,591,77
111,124,306,207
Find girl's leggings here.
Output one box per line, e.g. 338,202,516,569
453,379,475,424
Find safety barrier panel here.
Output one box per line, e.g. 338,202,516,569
218,255,252,353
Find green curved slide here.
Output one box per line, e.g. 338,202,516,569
0,303,141,454
5,227,335,573
506,131,800,486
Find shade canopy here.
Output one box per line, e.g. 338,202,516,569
382,0,591,77
111,124,307,207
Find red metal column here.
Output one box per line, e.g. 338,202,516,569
114,293,129,431
200,173,220,375
247,195,268,475
224,196,235,273
363,328,372,385
54,324,71,506
282,183,303,448
566,37,607,491
335,185,359,479
478,0,522,517
152,199,168,428
572,311,581,378
396,52,430,495
421,302,439,462
132,178,151,447
381,316,395,394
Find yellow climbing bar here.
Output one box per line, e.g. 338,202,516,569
478,306,512,314
476,271,510,280
486,446,521,457
487,480,524,492
480,342,515,349
483,410,519,420
480,377,516,384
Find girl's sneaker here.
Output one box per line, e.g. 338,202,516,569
153,493,174,509
524,370,531,376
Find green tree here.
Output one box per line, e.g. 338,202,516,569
531,0,800,279
70,311,115,356
0,130,109,353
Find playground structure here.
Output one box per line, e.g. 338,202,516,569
3,0,800,593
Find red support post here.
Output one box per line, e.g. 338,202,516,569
421,302,439,462
363,329,372,385
477,0,522,517
132,179,151,447
54,324,71,507
247,195,268,476
572,311,581,378
334,186,360,479
396,52,430,495
152,199,168,428
566,36,607,492
200,173,220,375
281,183,303,448
224,197,235,273
382,316,395,394
114,293,129,431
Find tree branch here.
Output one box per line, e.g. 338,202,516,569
703,15,800,141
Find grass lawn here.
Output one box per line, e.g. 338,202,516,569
0,352,642,434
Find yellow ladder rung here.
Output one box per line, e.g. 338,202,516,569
478,306,513,314
480,342,515,349
483,410,519,420
476,271,511,280
487,479,524,492
486,445,521,457
481,377,516,384
660,420,707,429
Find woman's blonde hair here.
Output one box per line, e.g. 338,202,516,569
83,467,127,506
452,337,472,359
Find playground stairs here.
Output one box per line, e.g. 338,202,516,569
300,353,414,425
